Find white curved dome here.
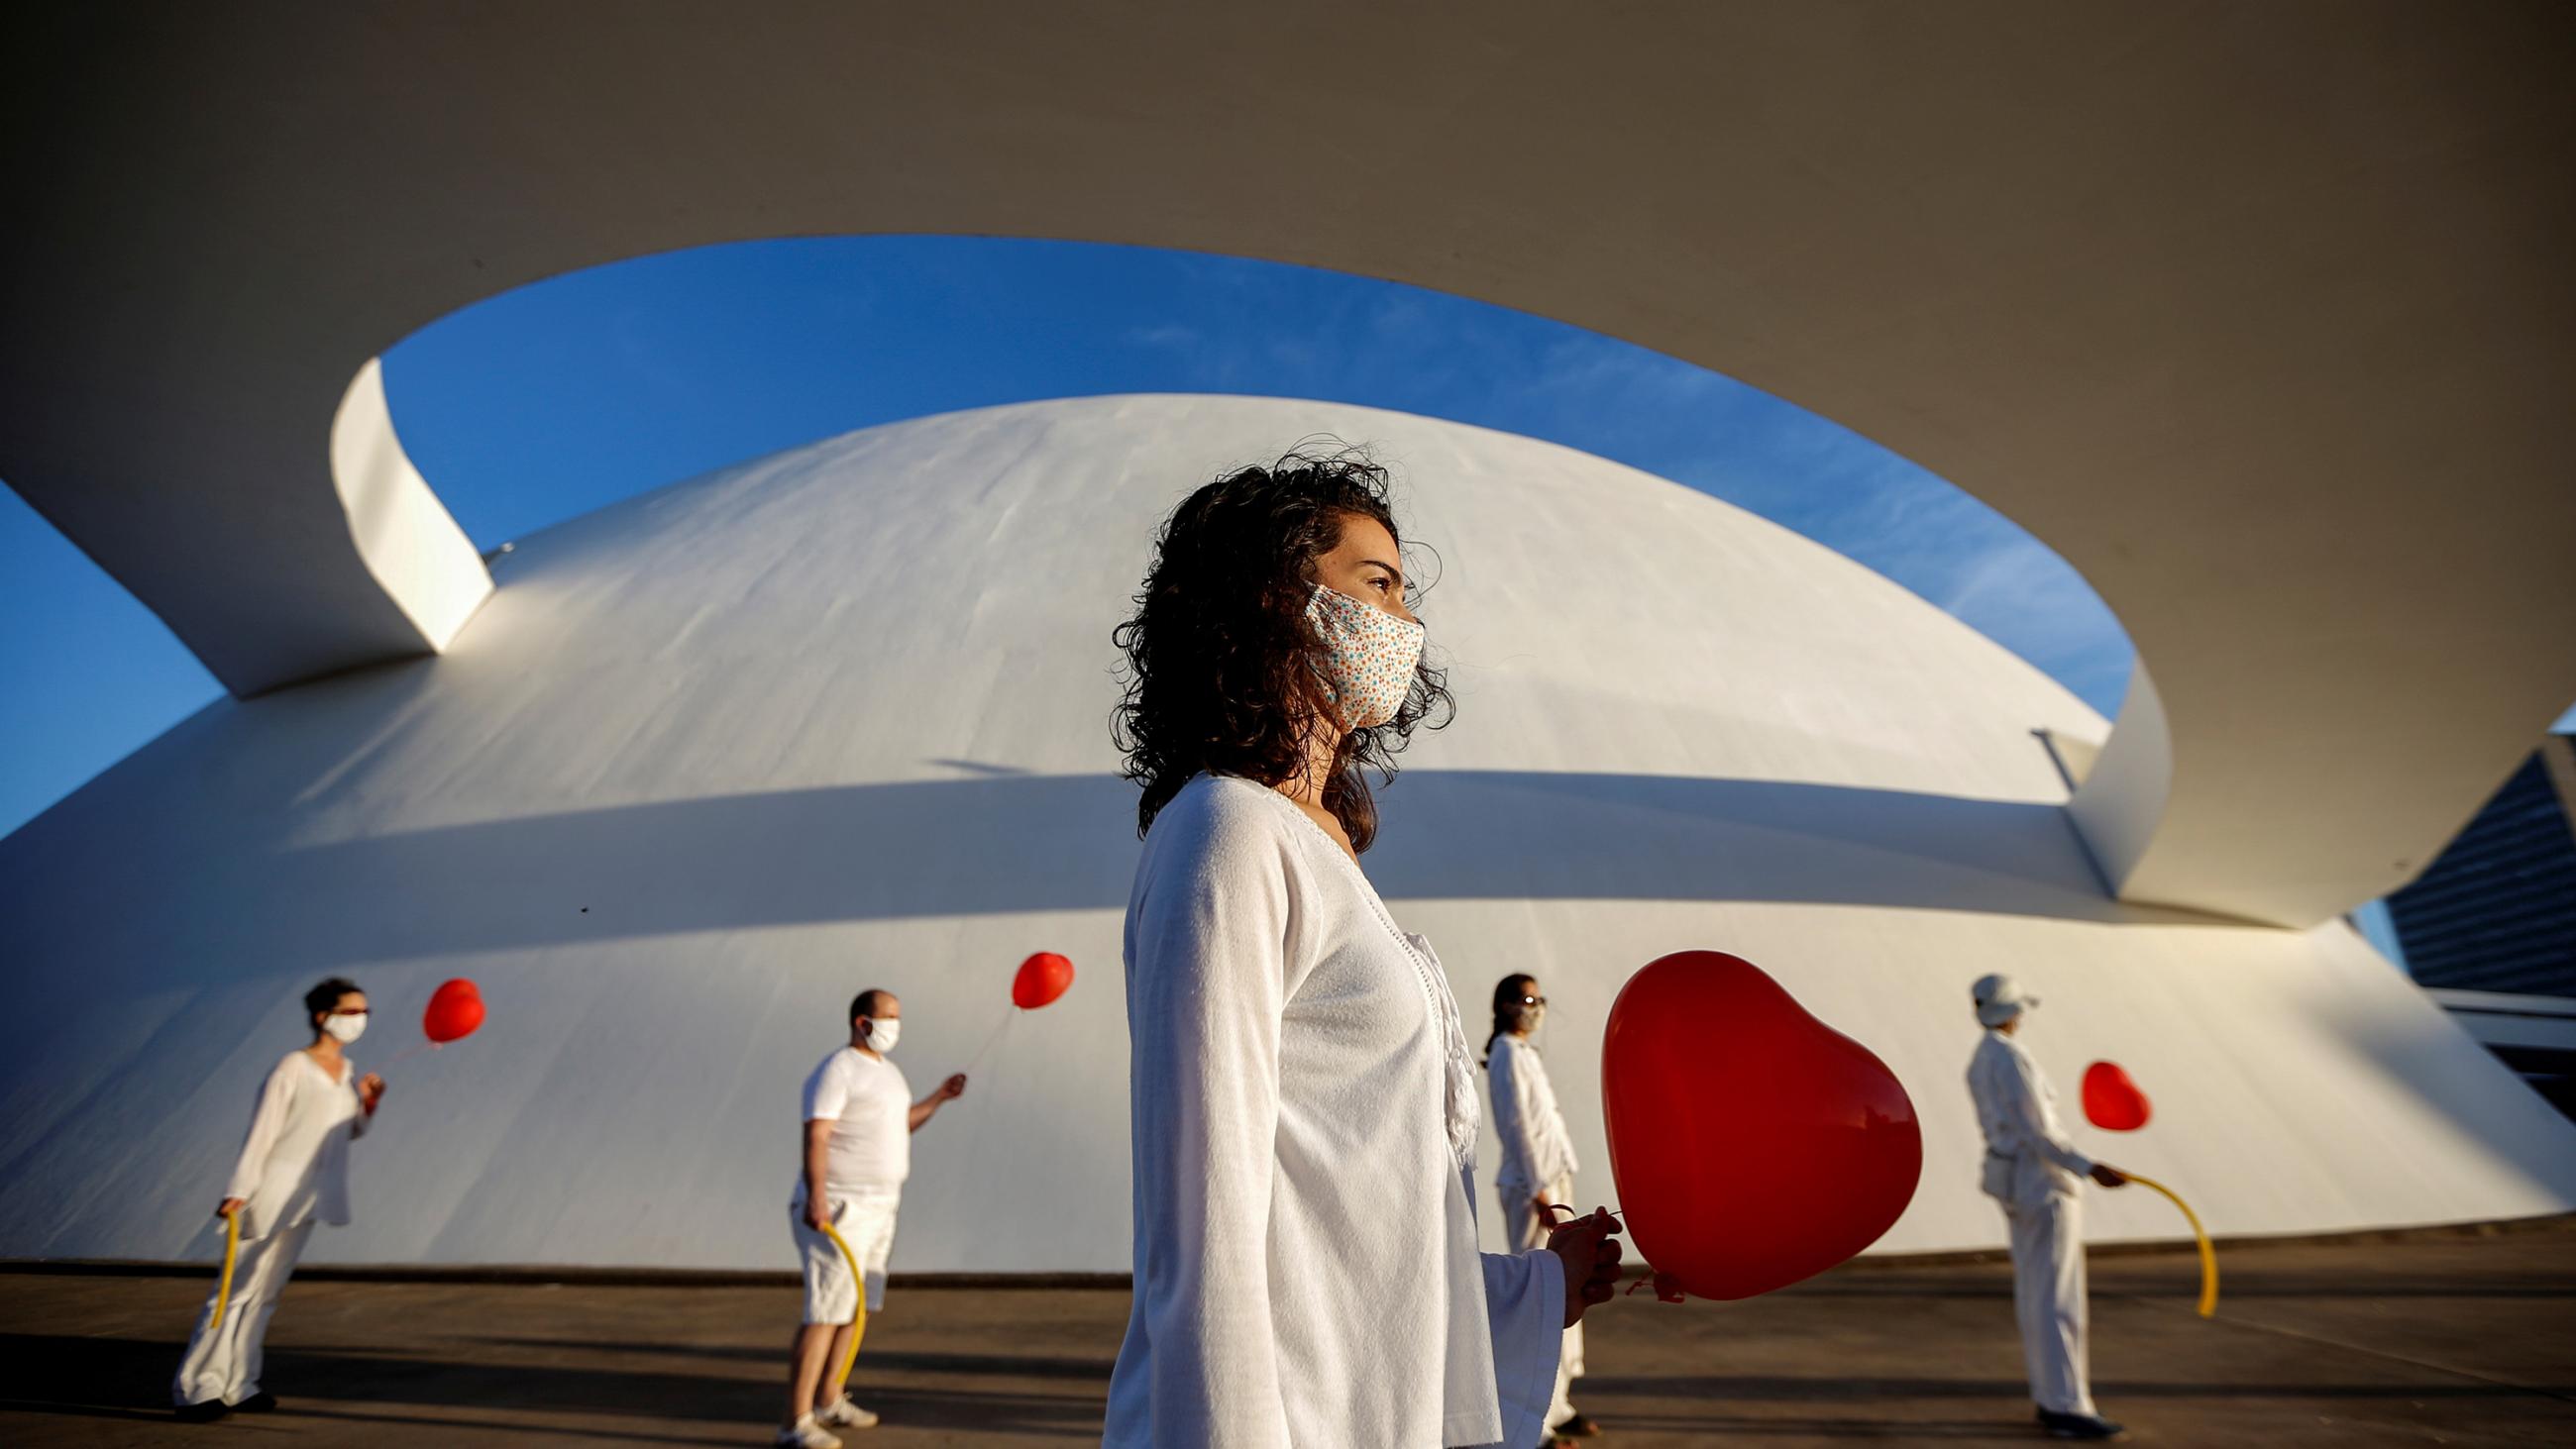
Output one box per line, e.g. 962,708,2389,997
4,395,2568,1270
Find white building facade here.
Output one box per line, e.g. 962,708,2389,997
4,396,2570,1272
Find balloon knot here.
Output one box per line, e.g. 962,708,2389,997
1624,1269,1686,1303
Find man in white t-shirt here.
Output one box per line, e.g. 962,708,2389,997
778,988,968,1449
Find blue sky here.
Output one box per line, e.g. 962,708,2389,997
7,235,2164,836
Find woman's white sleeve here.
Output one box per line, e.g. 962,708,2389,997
2008,1053,2094,1176
1478,1246,1567,1449
1126,828,1296,1447
1488,1044,1540,1190
222,1060,296,1202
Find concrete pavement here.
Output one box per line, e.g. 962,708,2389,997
5,1222,2571,1446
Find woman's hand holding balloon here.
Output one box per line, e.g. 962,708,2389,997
938,1073,968,1101
1547,1206,1625,1327
358,1073,386,1113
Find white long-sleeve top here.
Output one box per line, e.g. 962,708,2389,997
1107,774,1565,1449
1486,1035,1579,1195
223,1049,368,1239
1966,1030,2093,1207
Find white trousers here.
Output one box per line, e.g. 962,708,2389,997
172,1219,314,1407
1503,1173,1583,1437
2002,1192,2094,1416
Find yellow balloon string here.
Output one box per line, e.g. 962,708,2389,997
209,1211,241,1333
818,1220,870,1396
2123,1172,2218,1317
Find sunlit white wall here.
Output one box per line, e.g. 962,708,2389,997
4,396,2569,1271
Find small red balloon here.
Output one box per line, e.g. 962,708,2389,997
424,978,485,1044
1012,952,1074,1010
1603,951,1922,1301
2082,1061,2151,1131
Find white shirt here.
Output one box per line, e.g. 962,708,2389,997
224,1050,368,1239
1107,774,1563,1449
796,1046,911,1198
1967,1030,2093,1206
1487,1035,1579,1194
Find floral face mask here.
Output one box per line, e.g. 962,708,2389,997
1306,581,1426,729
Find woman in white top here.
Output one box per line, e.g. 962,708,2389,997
1105,449,1624,1448
1486,974,1597,1444
173,976,385,1421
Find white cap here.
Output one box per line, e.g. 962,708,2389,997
1973,973,2038,1027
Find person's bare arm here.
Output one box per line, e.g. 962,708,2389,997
802,1118,835,1229
908,1074,968,1131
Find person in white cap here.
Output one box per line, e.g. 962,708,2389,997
1966,974,2130,1442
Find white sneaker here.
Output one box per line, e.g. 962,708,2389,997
773,1413,841,1448
814,1397,880,1429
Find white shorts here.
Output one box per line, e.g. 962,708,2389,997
791,1190,899,1324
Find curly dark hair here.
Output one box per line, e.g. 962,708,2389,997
1112,446,1454,852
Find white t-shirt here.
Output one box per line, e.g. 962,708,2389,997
795,1046,911,1199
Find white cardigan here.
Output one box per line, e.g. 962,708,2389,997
1106,774,1564,1448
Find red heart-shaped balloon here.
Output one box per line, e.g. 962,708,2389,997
1012,952,1075,1010
424,978,485,1044
2081,1061,2151,1131
1603,951,1923,1300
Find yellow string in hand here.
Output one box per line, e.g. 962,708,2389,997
818,1219,870,1396
2123,1172,2217,1317
209,1211,242,1333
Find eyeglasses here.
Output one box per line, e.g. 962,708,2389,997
1519,994,1548,1006
332,1008,371,1016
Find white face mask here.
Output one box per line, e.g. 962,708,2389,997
322,1012,367,1044
1306,582,1426,730
864,1018,901,1054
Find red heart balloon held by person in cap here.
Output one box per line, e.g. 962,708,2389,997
1012,952,1075,1010
2082,1060,2151,1132
423,978,486,1044
1602,950,1922,1300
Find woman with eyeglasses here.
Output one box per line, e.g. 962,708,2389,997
172,976,385,1421
1105,451,1624,1448
1486,974,1598,1443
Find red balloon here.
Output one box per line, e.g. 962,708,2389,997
1012,952,1074,1010
423,978,485,1044
1603,951,1922,1300
2082,1061,2151,1131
